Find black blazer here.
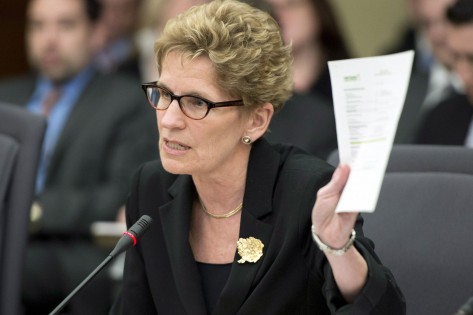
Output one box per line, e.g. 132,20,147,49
266,92,337,160
113,139,405,315
416,93,473,145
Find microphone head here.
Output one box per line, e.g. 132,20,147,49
109,215,153,257
128,215,153,238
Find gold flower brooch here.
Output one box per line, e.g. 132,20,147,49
237,237,264,264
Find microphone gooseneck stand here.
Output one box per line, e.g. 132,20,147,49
49,215,153,315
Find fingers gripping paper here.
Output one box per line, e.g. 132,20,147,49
328,51,414,213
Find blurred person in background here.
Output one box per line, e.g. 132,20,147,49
264,0,350,100
0,0,156,313
416,0,473,147
263,0,349,159
391,0,465,143
92,0,143,78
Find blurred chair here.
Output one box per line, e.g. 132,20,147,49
328,145,473,315
0,102,46,315
0,134,18,217
327,145,473,173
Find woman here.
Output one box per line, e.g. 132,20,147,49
111,1,405,314
265,0,350,99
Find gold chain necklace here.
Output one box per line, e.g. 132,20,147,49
199,198,243,219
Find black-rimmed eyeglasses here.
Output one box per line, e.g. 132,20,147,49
141,82,244,120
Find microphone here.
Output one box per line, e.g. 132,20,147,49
49,215,153,315
454,297,473,315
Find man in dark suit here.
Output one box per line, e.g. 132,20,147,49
0,0,156,313
392,0,463,143
416,0,473,146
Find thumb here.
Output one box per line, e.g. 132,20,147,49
317,164,350,199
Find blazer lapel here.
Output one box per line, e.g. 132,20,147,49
158,175,208,315
214,139,280,315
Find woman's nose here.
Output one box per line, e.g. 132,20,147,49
158,99,186,128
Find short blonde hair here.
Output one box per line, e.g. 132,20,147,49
154,0,293,111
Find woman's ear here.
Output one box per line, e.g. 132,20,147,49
244,103,274,142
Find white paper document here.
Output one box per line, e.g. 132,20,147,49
328,50,414,212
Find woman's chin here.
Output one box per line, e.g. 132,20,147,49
161,158,190,175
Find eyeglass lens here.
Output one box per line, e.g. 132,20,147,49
146,87,209,119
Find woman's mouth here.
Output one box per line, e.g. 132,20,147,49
164,140,190,151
